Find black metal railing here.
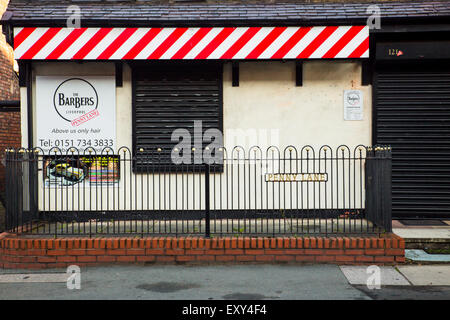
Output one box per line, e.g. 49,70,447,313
4,145,392,237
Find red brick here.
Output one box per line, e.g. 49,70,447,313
395,256,406,263
303,237,310,248
137,256,156,262
365,249,385,256
236,255,255,262
316,255,335,262
270,238,276,248
117,256,136,262
216,256,235,262
277,237,283,248
47,250,67,256
97,256,116,262
205,249,224,255
257,238,263,249
57,256,77,263
345,249,365,255
86,249,106,255
335,255,355,262
275,255,294,262
310,237,317,248
317,238,323,248
344,238,350,249
371,238,378,248
284,249,304,255
225,249,244,255
294,256,316,262
165,249,185,255
355,256,374,262
245,249,264,255
304,249,322,255
265,249,284,255
197,255,215,262
156,256,175,262
374,256,395,263
386,249,404,256
325,249,345,255
244,237,251,248
77,256,97,262
37,256,57,263
26,249,46,256
145,249,164,255
126,249,146,255
106,249,126,255
67,249,86,256
176,256,196,262
255,255,274,262
185,249,205,255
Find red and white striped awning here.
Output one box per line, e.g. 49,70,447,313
14,26,369,60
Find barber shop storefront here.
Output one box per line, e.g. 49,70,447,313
1,1,450,240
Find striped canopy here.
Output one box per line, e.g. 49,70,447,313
14,26,369,60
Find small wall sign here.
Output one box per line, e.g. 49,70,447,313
265,173,328,182
344,90,363,121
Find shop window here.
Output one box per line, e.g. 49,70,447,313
132,63,223,172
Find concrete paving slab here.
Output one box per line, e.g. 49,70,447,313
340,266,410,286
405,249,450,262
393,228,450,239
0,273,68,283
397,265,450,286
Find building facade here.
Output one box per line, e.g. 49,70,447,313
2,0,450,219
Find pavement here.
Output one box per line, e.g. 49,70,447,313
0,264,449,300
0,219,448,301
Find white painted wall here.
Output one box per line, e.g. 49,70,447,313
21,60,370,211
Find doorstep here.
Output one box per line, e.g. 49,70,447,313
0,232,405,269
392,220,450,250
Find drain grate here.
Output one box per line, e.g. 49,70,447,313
399,219,446,226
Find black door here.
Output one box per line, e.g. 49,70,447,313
374,62,450,218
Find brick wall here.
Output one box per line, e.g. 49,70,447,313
0,0,20,231
0,234,405,269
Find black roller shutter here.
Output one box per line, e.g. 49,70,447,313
374,63,450,218
132,63,223,170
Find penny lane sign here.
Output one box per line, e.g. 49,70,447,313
265,173,328,182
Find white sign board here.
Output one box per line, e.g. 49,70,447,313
343,90,363,121
36,76,116,153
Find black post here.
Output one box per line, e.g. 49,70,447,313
205,163,210,238
380,147,392,232
365,146,392,233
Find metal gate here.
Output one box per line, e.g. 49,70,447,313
374,63,450,219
